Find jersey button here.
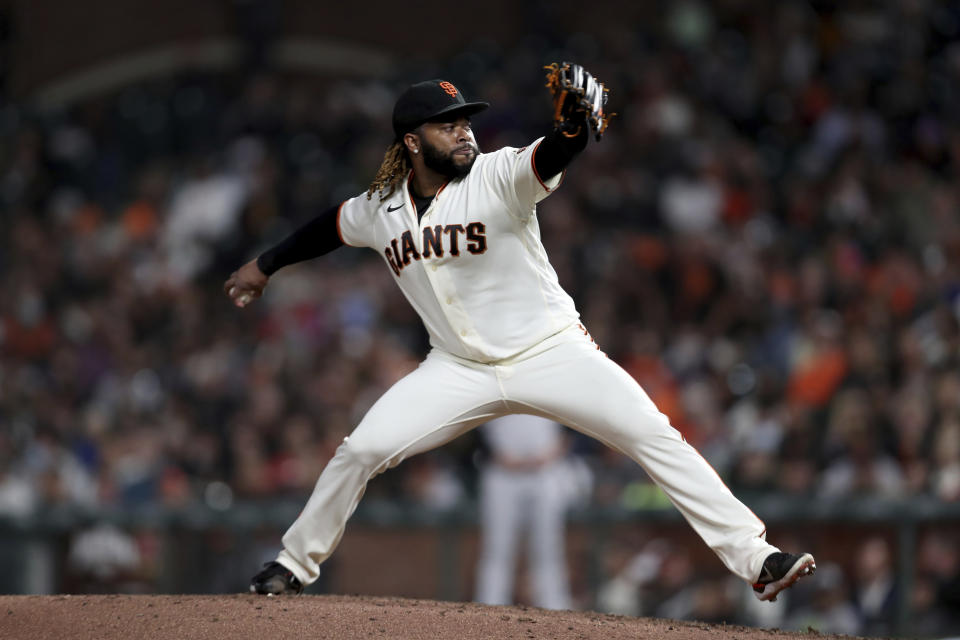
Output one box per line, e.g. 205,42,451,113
446,297,453,304
460,329,467,337
431,264,438,272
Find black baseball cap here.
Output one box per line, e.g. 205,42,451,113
392,80,489,139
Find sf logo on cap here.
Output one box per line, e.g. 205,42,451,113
438,81,458,97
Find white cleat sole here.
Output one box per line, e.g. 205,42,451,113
754,554,817,602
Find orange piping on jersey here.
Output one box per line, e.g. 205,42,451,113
407,171,449,207
407,172,416,211
530,139,567,193
335,201,353,246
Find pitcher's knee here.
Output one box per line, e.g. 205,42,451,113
338,436,394,472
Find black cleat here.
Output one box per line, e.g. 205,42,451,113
752,552,816,602
250,561,303,596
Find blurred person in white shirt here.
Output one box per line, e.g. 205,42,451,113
474,414,591,610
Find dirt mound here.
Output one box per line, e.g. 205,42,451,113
1,594,869,640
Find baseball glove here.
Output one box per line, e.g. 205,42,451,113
544,62,613,141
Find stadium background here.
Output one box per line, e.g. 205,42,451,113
1,0,959,637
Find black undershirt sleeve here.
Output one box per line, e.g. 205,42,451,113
256,203,344,276
533,119,589,181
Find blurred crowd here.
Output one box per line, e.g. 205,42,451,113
597,529,960,637
2,0,960,635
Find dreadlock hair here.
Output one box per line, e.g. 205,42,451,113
367,141,410,201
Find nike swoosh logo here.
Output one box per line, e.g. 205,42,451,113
386,204,404,212
758,567,774,583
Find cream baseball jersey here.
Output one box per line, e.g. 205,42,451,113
336,138,580,363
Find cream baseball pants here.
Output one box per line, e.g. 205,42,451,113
277,325,777,586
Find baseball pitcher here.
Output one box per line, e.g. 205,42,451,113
225,64,815,602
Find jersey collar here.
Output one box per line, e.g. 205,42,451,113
405,170,449,206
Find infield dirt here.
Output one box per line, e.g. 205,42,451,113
1,594,876,640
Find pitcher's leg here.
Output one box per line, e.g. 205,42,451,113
278,353,504,585
504,338,776,584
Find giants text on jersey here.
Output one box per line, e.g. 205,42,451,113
336,138,578,363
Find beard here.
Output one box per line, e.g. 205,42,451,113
420,139,479,179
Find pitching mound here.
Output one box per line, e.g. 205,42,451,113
1,594,868,640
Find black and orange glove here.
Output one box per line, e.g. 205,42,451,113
544,62,613,141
